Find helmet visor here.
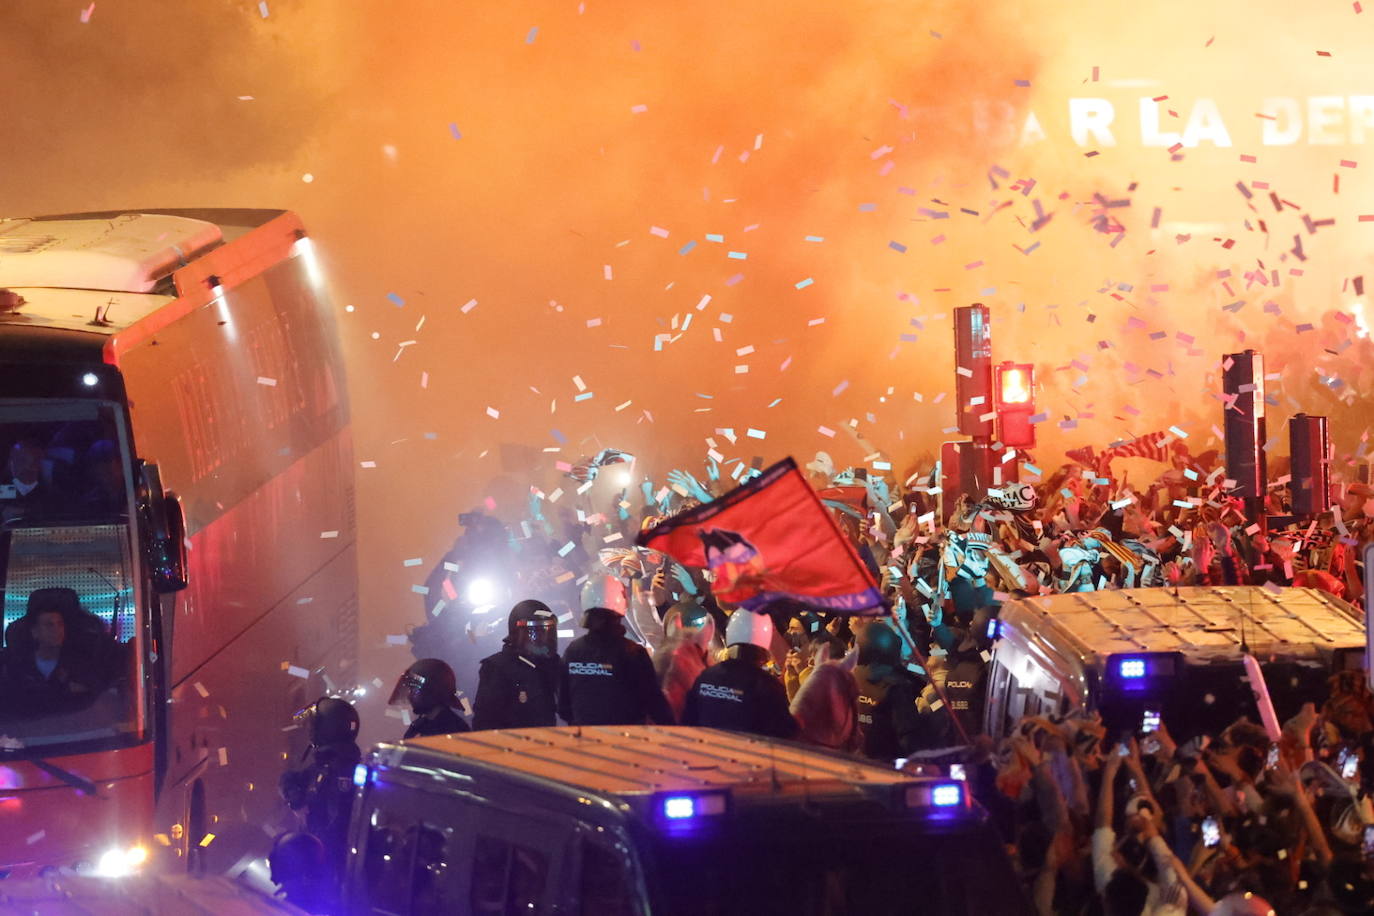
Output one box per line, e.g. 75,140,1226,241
388,671,426,707
514,618,558,655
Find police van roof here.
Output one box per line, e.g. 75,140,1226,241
395,725,913,799
1001,585,1364,662
0,209,285,337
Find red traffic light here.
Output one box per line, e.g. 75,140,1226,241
997,365,1033,405
995,362,1036,448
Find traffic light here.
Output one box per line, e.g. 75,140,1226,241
994,361,1036,448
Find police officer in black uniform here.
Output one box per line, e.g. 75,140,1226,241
391,657,471,738
472,599,561,729
279,696,361,877
683,609,798,739
852,621,932,762
558,576,675,726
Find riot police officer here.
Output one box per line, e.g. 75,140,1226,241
852,621,933,762
279,696,361,876
683,610,798,739
558,576,674,726
390,657,471,738
472,599,561,729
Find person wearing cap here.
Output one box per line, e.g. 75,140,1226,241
558,575,674,726
391,658,470,738
472,599,562,730
682,609,798,739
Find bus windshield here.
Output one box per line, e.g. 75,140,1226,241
0,400,144,759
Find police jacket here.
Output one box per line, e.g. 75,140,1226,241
404,705,471,739
279,741,360,852
472,644,560,730
682,657,798,739
558,631,675,726
853,664,926,762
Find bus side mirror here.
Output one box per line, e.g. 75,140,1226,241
140,462,189,593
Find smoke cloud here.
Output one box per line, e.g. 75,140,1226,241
5,0,1374,690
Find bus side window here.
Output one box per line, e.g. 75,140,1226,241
471,833,550,916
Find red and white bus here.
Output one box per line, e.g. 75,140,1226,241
0,209,357,878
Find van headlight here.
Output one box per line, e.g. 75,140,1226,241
93,843,149,877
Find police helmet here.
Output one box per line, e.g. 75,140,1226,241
856,620,902,668
665,598,716,648
390,658,458,712
508,598,558,656
580,573,628,615
269,831,325,886
724,609,772,650
293,696,359,746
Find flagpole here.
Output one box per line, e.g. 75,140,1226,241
885,610,973,747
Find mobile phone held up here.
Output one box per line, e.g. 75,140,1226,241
1140,708,1161,734
1202,817,1221,848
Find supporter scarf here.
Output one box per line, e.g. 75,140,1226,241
637,458,885,615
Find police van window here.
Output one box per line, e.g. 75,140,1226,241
989,661,1012,735
579,835,640,916
471,834,550,915
361,801,459,915
362,818,412,915
411,825,457,915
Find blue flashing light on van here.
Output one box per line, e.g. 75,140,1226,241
931,784,963,807
662,797,695,819
654,790,729,828
1118,658,1146,679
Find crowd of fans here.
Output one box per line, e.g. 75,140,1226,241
294,436,1374,915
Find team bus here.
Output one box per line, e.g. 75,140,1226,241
0,209,358,879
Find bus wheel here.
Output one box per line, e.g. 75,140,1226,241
187,780,207,876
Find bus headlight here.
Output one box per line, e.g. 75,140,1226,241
93,843,149,878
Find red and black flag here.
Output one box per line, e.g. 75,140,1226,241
636,457,885,615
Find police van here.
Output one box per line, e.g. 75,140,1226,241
983,585,1366,741
344,726,1031,915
